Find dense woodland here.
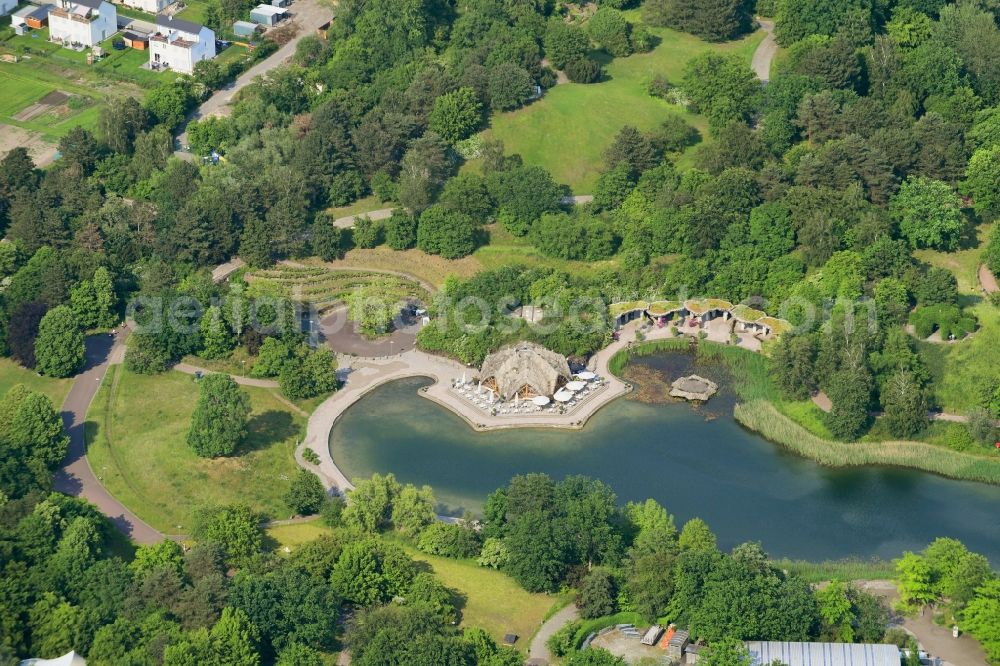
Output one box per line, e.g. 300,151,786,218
2,0,1000,660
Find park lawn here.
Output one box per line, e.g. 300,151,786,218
327,194,392,220
86,365,306,533
472,223,620,278
266,523,561,644
913,220,998,413
485,24,765,192
919,302,1000,413
399,542,559,645
0,357,73,407
0,60,127,138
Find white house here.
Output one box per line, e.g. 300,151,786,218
149,14,215,75
119,0,171,14
48,0,117,47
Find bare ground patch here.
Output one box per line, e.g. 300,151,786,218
0,124,58,166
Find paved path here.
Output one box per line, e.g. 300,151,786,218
859,581,988,666
173,362,280,388
980,264,998,294
53,329,164,545
528,604,579,664
212,257,246,283
751,19,777,82
174,0,333,154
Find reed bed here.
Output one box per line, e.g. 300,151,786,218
771,557,895,583
735,400,1000,485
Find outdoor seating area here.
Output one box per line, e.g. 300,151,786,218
449,370,607,417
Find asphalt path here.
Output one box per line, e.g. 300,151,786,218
53,328,164,545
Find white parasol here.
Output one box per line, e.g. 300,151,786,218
553,389,574,402
576,371,596,380
532,395,551,406
565,380,587,392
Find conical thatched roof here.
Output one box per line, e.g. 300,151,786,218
480,342,571,398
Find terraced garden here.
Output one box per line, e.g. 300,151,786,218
245,264,431,314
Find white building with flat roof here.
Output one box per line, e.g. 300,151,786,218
149,13,215,74
48,0,117,46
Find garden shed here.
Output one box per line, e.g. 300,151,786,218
249,4,286,25
233,19,257,36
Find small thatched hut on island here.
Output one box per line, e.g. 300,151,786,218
480,342,572,399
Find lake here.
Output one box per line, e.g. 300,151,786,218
329,354,1000,563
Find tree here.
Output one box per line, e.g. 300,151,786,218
505,509,569,592
965,145,1000,220
589,8,632,57
209,607,261,666
201,306,236,359
604,126,661,176
486,166,563,236
770,334,818,400
565,58,603,84
352,216,383,249
816,580,855,642
344,473,401,532
890,176,965,250
312,217,346,261
487,63,534,111
682,53,759,132
824,363,872,441
187,374,252,458
8,301,48,369
429,88,483,143
881,370,928,438
577,569,617,618
699,637,753,666
544,20,590,69
391,484,436,536
679,518,717,552
34,306,84,378
187,117,237,156
896,552,936,610
417,205,478,258
277,643,325,666
564,649,627,666
397,133,451,212
656,0,753,41
132,539,185,576
775,0,871,45
962,579,1000,663
285,470,327,515
6,389,69,468
385,209,418,250
418,522,482,558
192,503,263,566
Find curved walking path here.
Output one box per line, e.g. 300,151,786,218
173,362,280,388
980,264,998,294
53,329,164,545
528,604,579,664
752,19,777,82
299,333,638,492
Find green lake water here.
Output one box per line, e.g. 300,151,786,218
329,354,1000,562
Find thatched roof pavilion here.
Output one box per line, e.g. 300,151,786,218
480,342,572,398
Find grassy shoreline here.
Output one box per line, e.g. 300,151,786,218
735,400,1000,485
609,340,1000,485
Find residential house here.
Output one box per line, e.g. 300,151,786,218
48,0,117,47
119,0,171,14
149,13,215,74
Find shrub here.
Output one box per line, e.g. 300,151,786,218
488,63,534,111
302,448,321,464
565,58,603,84
647,74,671,98
417,522,483,558
385,209,418,250
285,469,327,515
589,8,633,57
352,216,384,249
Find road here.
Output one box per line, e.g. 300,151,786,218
528,604,579,664
751,19,777,82
174,0,333,154
53,328,164,545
